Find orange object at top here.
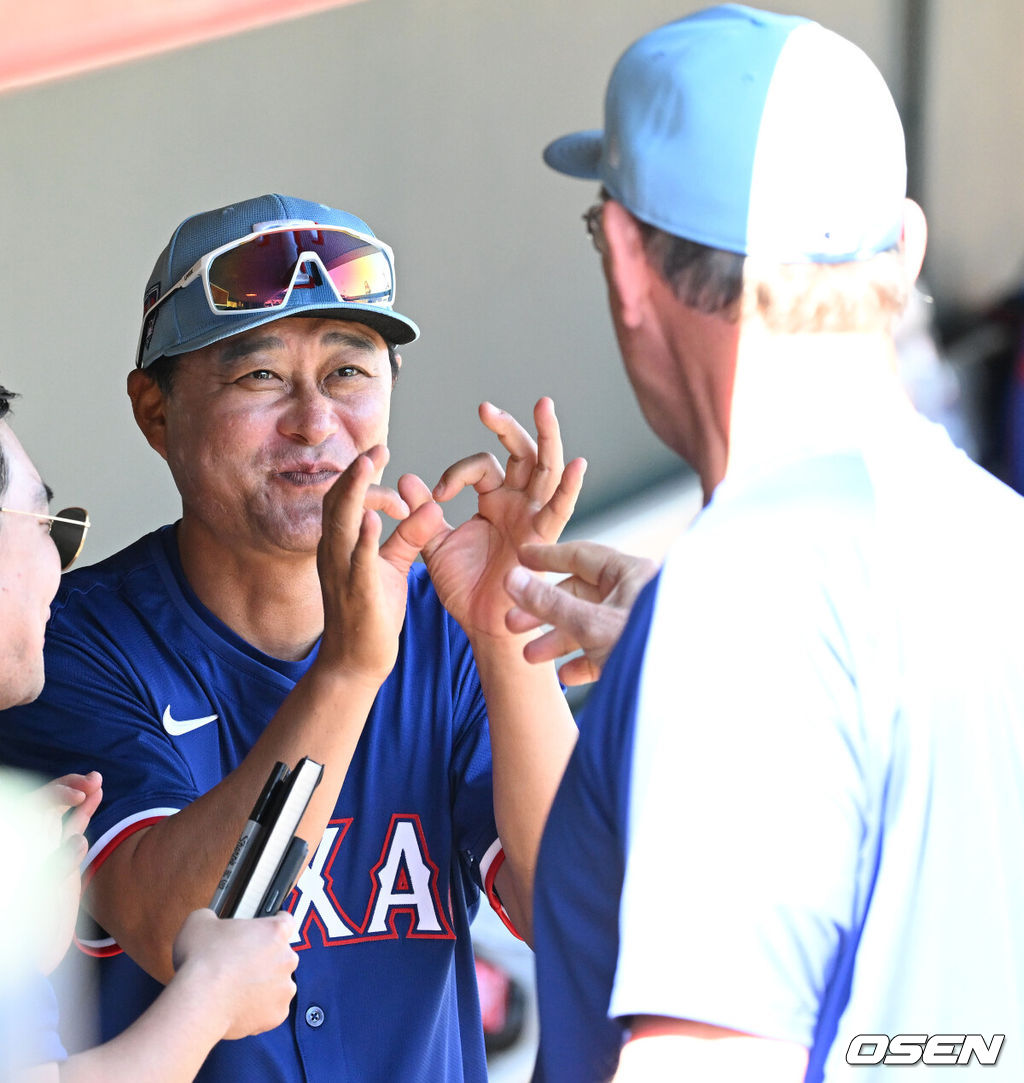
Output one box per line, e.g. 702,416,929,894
0,0,364,94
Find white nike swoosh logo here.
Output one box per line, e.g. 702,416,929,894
162,706,219,736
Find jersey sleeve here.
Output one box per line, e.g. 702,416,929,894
0,621,198,878
609,501,887,1046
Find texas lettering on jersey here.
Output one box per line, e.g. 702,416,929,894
289,813,456,948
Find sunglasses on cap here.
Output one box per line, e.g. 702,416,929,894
0,505,90,570
136,220,397,365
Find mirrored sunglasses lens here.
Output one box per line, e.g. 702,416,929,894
322,242,393,304
206,229,393,310
51,507,88,570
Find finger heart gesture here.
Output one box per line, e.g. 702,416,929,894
317,446,443,686
424,398,586,640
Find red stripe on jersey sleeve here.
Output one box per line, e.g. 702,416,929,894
76,813,170,957
483,847,524,942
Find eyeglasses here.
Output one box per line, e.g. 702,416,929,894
583,203,607,254
0,506,90,570
136,219,397,366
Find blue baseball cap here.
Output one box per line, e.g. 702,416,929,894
544,4,907,263
137,193,419,369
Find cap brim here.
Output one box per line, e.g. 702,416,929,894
146,301,419,369
542,130,604,179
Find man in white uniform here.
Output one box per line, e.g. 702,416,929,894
508,6,1024,1080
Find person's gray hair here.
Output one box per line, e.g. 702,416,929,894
636,221,746,318
637,218,911,333
740,248,911,333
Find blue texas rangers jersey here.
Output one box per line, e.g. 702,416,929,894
531,574,658,1083
0,525,505,1083
533,411,1024,1082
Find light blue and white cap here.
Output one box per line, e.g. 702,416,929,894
544,4,907,263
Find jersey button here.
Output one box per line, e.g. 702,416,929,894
305,1005,325,1029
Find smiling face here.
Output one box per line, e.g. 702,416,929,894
0,423,63,708
128,316,398,559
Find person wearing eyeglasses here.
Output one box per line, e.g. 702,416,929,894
493,7,1024,1083
0,195,581,1083
0,384,300,1081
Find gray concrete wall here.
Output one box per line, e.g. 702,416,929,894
0,0,1016,562
921,0,1024,308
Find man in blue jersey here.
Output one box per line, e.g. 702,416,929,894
505,6,1024,1081
0,195,581,1082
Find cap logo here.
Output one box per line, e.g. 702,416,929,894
142,282,161,315
140,283,161,357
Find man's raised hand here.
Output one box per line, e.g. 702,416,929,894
31,771,103,973
317,445,443,686
504,541,659,684
423,398,586,640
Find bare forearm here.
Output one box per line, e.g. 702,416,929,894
88,664,381,980
59,911,296,1083
59,972,224,1083
471,637,577,941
